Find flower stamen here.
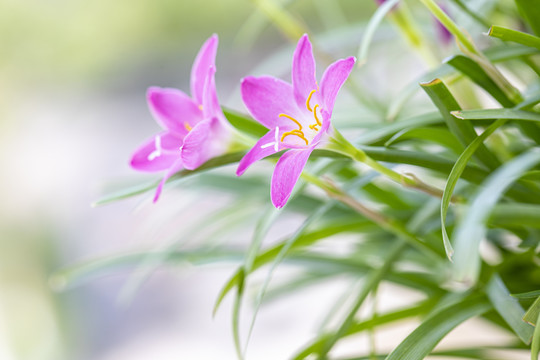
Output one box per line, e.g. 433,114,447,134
281,129,308,145
184,121,193,131
306,89,316,112
278,114,302,130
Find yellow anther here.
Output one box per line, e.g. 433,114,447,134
279,113,302,130
198,104,203,111
312,104,321,126
281,129,308,145
184,121,193,131
309,124,319,131
306,89,316,112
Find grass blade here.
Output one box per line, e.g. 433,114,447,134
452,149,540,286
421,78,500,170
440,119,506,259
357,0,400,66
486,275,535,344
524,297,540,326
487,25,540,51
385,296,491,360
452,108,540,121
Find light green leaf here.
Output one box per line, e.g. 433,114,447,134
357,0,400,66
92,152,246,206
523,296,540,326
512,290,540,299
385,296,491,360
486,275,534,344
487,25,540,51
440,119,506,259
452,108,540,121
452,149,540,286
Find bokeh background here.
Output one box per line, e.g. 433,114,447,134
0,0,530,359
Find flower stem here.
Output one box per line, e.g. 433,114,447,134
327,128,450,200
301,172,443,260
419,0,478,55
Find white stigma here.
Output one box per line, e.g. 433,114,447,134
147,135,162,161
260,127,280,152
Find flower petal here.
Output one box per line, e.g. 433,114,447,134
271,147,314,208
292,34,317,109
153,157,183,202
319,56,356,116
130,132,183,172
241,76,302,130
181,117,231,170
202,65,225,121
147,87,203,135
237,128,282,176
190,34,218,105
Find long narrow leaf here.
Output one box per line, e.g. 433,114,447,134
440,119,506,259
452,149,540,286
486,275,534,344
385,297,491,360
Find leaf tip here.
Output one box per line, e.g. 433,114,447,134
450,110,464,119
419,78,442,87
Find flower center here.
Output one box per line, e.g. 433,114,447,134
279,89,322,145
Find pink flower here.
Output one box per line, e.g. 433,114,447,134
130,34,233,202
236,34,355,208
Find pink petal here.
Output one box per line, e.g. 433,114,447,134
190,34,218,105
147,87,203,135
271,147,314,208
237,129,282,176
241,76,302,130
201,65,225,121
319,57,356,116
130,132,183,172
181,117,231,170
153,157,184,202
292,34,318,109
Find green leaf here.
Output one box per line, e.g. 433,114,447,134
92,152,246,206
486,275,535,344
440,119,506,259
420,78,500,170
523,296,540,326
384,126,463,154
212,218,375,315
357,0,400,66
487,25,540,51
354,111,444,145
532,310,540,360
292,300,437,359
452,149,540,286
50,249,244,291
512,290,540,299
515,0,540,36
452,108,540,122
388,44,538,120
491,204,540,228
224,108,267,138
446,55,515,107
318,239,407,358
231,206,279,359
385,296,491,360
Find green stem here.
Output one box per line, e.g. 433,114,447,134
327,128,448,199
419,0,478,54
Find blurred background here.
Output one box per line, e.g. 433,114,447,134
0,0,529,359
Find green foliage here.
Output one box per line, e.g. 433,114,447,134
61,0,540,358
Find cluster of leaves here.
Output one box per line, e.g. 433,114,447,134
56,0,540,359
